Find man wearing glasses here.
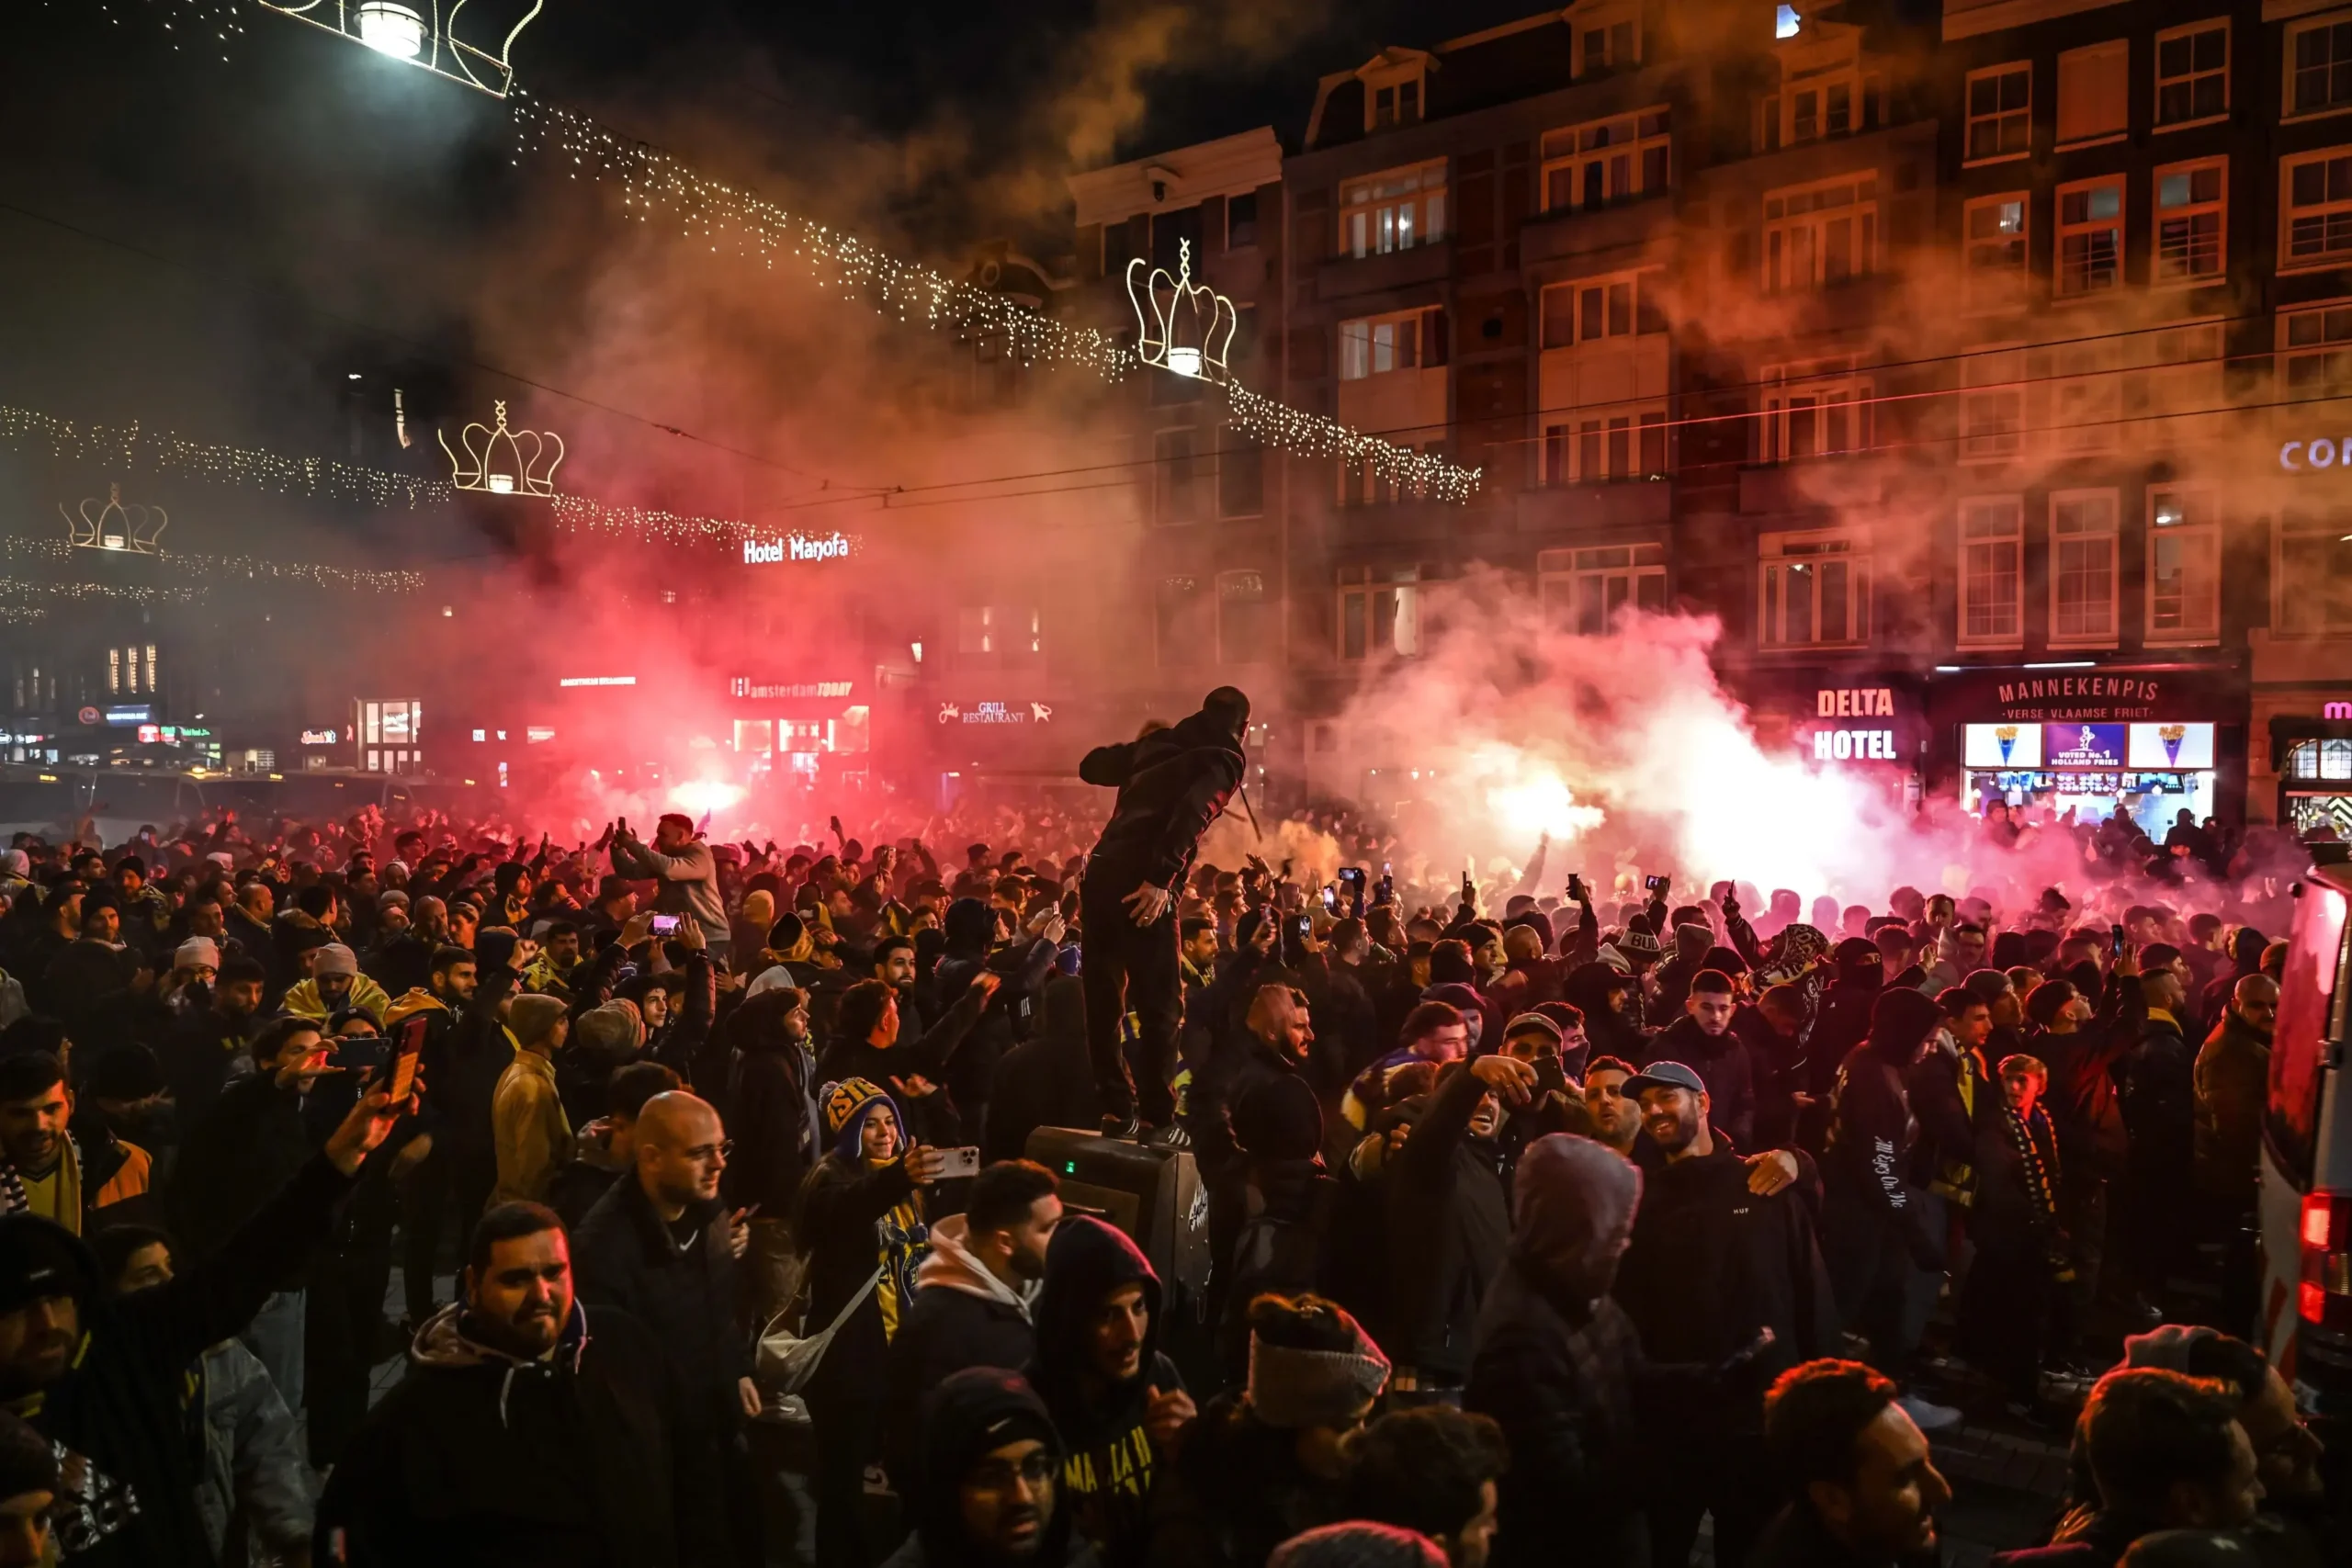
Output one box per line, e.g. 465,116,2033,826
574,1090,762,1566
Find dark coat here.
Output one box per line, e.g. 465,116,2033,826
882,1215,1038,1485
1643,1016,1758,1152
721,994,819,1214
1079,705,1246,890
1386,1063,1511,1384
9,1156,354,1568
571,1172,752,1438
315,1302,680,1568
796,1151,925,1408
984,976,1100,1165
157,1004,254,1132
2194,1010,2269,1202
168,1070,318,1287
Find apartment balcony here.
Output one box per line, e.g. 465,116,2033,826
1311,240,1454,306
1518,194,1675,272
1513,477,1674,535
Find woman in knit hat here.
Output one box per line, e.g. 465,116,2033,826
799,1077,954,1568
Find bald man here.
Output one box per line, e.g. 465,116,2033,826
2196,974,2277,1337
572,1090,763,1562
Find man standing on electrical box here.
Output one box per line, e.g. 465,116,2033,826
1078,687,1250,1140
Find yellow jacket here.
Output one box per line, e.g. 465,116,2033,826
491,1049,571,1207
281,973,392,1025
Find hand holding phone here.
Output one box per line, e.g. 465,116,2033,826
1566,873,1588,902
650,913,681,936
1645,874,1670,894
939,1146,982,1179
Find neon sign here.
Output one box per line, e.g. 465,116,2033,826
741,533,851,565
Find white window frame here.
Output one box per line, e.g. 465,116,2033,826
1338,566,1424,660
2288,10,2352,122
1763,68,1883,150
2154,17,2230,131
2056,39,2131,148
2282,147,2352,274
1538,271,1662,348
1962,193,2029,310
2037,337,2123,457
1543,407,1668,484
2055,175,2125,298
1539,107,1671,214
1364,66,1426,132
2153,157,2227,287
1958,496,2026,649
1758,529,1873,650
2146,487,2221,647
1339,162,1448,259
2049,490,2121,648
1964,62,2032,165
2279,298,2352,404
1762,173,1880,294
1339,308,1438,380
1959,346,2024,464
1538,544,1666,633
1759,361,1874,463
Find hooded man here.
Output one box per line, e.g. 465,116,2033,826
1025,1215,1192,1568
1078,689,1250,1136
317,1202,682,1567
886,1161,1064,1489
886,1369,1090,1568
2193,975,2276,1336
490,994,573,1207
1465,1134,1649,1568
281,942,390,1026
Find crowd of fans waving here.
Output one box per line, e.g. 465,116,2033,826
0,762,2334,1568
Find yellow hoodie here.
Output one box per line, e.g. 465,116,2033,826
282,973,392,1025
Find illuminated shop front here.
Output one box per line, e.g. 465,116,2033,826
726,677,869,782
1929,662,2246,834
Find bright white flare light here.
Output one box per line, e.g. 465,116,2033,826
1167,347,1203,378
1471,744,1607,842
670,780,746,818
356,3,426,59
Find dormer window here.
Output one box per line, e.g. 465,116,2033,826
1372,77,1420,129
1361,53,1430,133
1570,1,1642,79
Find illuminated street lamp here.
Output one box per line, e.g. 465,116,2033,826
255,1,544,99
1126,240,1237,385
355,3,425,58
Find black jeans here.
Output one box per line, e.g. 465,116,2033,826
1080,870,1182,1126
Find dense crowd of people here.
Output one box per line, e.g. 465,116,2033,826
0,685,2337,1568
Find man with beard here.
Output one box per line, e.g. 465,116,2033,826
1612,1061,1838,1568
887,1369,1091,1568
1078,688,1250,1137
1643,970,1757,1151
1748,1359,1952,1568
318,1202,683,1566
886,1161,1065,1486
160,953,266,1131
0,1052,152,1233
2193,975,2276,1337
1579,1057,1644,1157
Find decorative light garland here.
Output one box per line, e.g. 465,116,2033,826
0,536,425,593
0,578,207,605
90,0,248,62
510,96,1482,502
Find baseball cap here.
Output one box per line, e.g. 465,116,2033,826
1621,1060,1706,1098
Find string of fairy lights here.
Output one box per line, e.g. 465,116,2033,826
0,536,425,592
511,96,1482,503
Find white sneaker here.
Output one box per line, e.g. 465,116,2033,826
1897,1393,1964,1432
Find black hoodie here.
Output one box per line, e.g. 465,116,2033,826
887,1369,1088,1568
1079,705,1246,891
1026,1216,1184,1568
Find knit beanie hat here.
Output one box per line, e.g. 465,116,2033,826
311,942,359,979
1270,1525,1446,1568
175,937,220,971
509,993,568,1050
573,1002,642,1057
822,1077,896,1159
1246,1306,1391,1428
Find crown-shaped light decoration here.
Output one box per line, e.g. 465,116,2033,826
440,400,564,497
1127,240,1238,384
61,483,169,555
254,1,543,99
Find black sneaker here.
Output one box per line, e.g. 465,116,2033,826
1100,1112,1142,1140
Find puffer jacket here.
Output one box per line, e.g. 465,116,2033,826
195,1337,312,1562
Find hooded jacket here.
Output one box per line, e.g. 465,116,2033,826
316,1301,679,1568
2193,1009,2269,1202
281,971,391,1026
884,1213,1040,1486
1807,942,1884,1100
1468,1134,1651,1568
883,1369,1090,1568
1825,987,1939,1235
721,989,820,1213
1385,1062,1511,1385
1079,705,1247,891
1027,1217,1184,1568
1563,962,1646,1065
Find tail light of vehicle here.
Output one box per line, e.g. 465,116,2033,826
2301,1192,2352,1329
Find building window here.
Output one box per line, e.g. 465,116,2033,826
2283,149,2352,271
1338,566,1422,660
1573,6,1639,78
2055,176,2124,297
956,606,1042,662
2154,160,2226,284
1959,497,2025,648
1218,444,1264,518
2147,488,2220,644
1340,162,1446,258
2050,491,2120,645
1965,62,2032,164
1227,192,1259,247
2040,338,2122,457
1539,107,1670,213
2290,14,2352,118
1338,309,1434,379
2057,39,2131,144
1763,174,1878,294
1759,362,1873,462
1153,430,1199,525
2281,300,2352,401
1963,194,2028,309
107,648,119,696
1538,545,1665,634
2278,513,2352,635
2154,19,2229,128
1544,409,1667,483
1959,347,2023,462
1758,530,1871,649
1367,72,1424,131
1338,443,1442,508
1538,272,1666,347
1217,571,1271,665
1763,68,1882,150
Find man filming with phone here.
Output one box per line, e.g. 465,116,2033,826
1076,687,1251,1139
606,813,729,960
